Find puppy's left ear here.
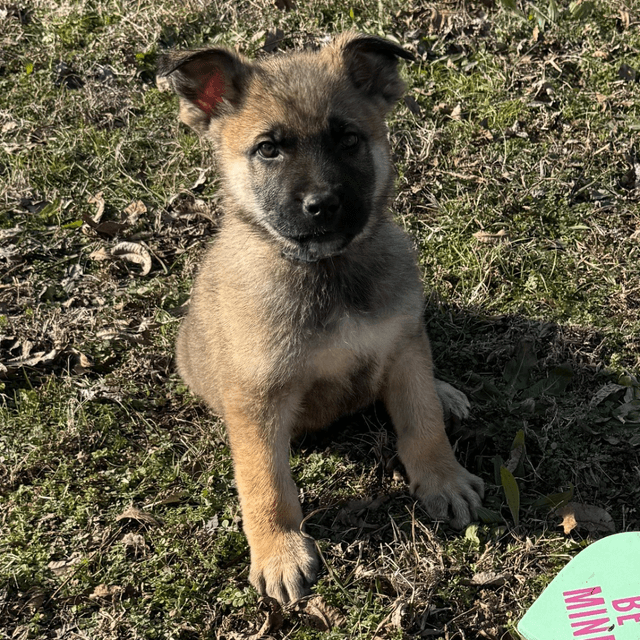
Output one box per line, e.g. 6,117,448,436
338,34,414,109
157,48,251,135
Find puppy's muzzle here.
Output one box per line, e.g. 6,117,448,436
302,191,342,228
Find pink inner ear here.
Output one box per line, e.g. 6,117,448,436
196,70,226,115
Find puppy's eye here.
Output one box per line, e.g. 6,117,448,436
341,133,359,149
258,141,279,158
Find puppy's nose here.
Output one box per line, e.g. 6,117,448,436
302,192,341,224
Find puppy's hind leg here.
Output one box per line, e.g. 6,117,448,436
434,378,470,426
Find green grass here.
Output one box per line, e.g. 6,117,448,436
2,0,640,638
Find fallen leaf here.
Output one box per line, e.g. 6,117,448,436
503,338,537,393
111,242,152,276
505,429,525,474
82,213,128,237
47,554,83,575
89,584,123,601
87,192,105,222
124,200,147,224
298,595,346,631
473,229,509,244
469,571,508,586
122,532,147,556
115,506,161,528
556,502,615,535
143,491,190,509
250,597,284,639
531,24,539,42
557,508,578,534
89,247,110,262
450,103,462,121
590,382,625,407
619,10,630,29
1,348,59,376
533,485,574,510
391,600,408,629
26,589,46,611
523,363,573,399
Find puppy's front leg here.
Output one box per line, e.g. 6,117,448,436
383,332,484,528
224,395,318,603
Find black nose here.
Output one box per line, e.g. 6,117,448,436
302,192,341,224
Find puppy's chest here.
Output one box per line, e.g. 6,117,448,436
308,314,406,385
285,314,408,431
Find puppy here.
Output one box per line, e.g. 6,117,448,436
158,32,484,604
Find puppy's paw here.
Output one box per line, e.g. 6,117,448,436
434,379,470,425
413,462,484,529
249,531,319,604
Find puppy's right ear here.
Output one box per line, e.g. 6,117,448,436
157,49,251,135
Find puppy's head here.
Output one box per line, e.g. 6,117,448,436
158,34,413,263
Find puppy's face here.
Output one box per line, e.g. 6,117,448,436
158,34,413,262
218,67,387,262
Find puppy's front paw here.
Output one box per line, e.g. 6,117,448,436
413,462,484,529
249,530,319,604
434,379,470,424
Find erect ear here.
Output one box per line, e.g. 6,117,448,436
156,48,251,135
337,34,414,109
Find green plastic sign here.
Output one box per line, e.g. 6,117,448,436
518,532,640,640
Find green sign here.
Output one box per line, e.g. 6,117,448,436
518,532,640,639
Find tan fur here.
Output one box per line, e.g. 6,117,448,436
159,32,484,604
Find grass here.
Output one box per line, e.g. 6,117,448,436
1,0,640,638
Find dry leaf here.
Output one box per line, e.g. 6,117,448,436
89,584,123,601
72,350,93,374
619,10,630,30
111,242,152,276
89,247,110,262
299,595,346,631
124,200,147,224
469,571,507,586
122,532,147,556
144,491,190,508
115,506,161,528
450,104,462,121
2,348,59,376
47,554,83,576
87,192,105,223
249,597,284,639
82,213,128,237
26,589,46,611
556,502,615,535
428,8,452,33
473,229,509,244
156,75,171,92
391,600,408,629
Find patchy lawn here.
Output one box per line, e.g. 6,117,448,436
1,0,639,638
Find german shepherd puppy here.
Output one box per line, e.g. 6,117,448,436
158,33,484,604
